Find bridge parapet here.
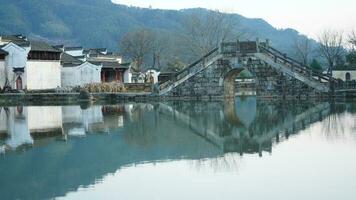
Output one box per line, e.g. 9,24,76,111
220,39,271,56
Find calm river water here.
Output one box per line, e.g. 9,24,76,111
0,97,356,200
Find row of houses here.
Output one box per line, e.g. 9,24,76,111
0,35,174,91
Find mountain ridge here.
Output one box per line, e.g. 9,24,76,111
0,0,316,65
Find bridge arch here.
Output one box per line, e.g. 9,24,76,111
223,68,244,98
223,68,256,98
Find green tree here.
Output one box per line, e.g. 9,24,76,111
166,58,185,72
346,53,356,64
309,59,322,72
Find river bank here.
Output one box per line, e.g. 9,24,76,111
0,90,355,106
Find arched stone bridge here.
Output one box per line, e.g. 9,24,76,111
159,40,338,98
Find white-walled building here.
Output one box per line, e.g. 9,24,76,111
124,64,133,83
61,53,102,87
63,46,86,61
0,49,9,89
0,35,62,90
0,41,30,90
27,41,62,90
145,68,160,84
333,67,356,82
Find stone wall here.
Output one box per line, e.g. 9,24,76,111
167,61,227,97
249,63,321,98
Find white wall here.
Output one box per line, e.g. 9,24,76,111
3,44,27,68
0,61,5,87
333,71,356,81
146,69,160,84
61,67,80,87
61,62,101,87
1,43,28,89
79,63,101,85
124,69,132,83
27,61,61,90
65,49,83,57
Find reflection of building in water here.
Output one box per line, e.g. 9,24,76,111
62,106,107,137
61,105,126,137
0,106,63,151
0,107,32,150
0,105,128,151
28,106,63,135
102,105,125,130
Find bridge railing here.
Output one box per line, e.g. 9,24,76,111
258,45,336,83
159,47,219,91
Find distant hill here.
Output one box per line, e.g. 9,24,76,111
0,0,318,66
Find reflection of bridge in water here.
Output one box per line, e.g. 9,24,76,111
0,99,337,199
158,97,331,156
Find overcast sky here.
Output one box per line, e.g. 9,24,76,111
112,0,356,39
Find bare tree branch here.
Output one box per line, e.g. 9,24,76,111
293,37,312,66
120,29,155,71
183,11,241,59
349,30,356,52
318,30,344,74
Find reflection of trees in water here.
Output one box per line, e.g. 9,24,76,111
189,153,243,173
322,115,345,139
321,103,356,140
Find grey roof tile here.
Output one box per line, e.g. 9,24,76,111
30,40,62,52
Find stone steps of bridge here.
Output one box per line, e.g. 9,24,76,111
254,53,330,93
159,54,223,96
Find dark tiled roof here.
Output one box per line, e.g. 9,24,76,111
89,61,129,69
74,55,85,59
83,48,107,55
334,65,356,71
52,45,64,49
92,48,107,52
0,49,8,55
30,41,62,53
120,62,131,67
64,46,83,51
1,34,30,47
61,53,83,67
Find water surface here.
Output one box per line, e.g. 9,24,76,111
0,97,356,200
